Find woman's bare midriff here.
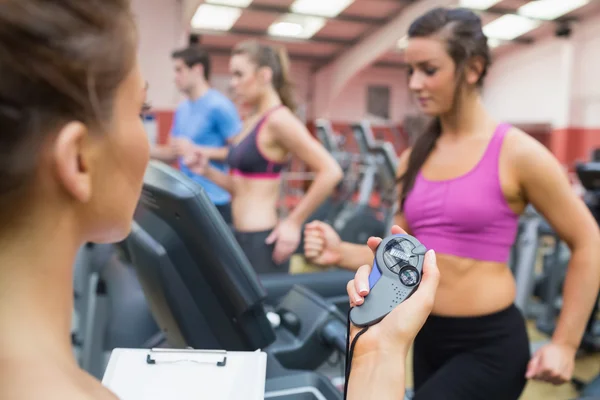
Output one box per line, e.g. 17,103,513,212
431,253,516,317
231,175,282,232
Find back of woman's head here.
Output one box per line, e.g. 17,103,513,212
399,7,491,209
0,0,137,203
232,40,296,112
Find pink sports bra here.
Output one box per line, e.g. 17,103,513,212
403,123,519,263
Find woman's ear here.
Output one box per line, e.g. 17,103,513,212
52,121,92,203
465,56,485,86
257,66,273,86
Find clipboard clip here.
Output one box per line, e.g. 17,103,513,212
146,348,227,367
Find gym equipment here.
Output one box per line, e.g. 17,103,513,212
126,160,351,399
312,119,362,225
510,205,541,314
350,234,425,327
570,162,600,398
534,162,600,356
332,120,398,244
72,242,160,379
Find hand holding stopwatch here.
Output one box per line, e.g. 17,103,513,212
349,234,427,327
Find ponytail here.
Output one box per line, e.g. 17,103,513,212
274,46,296,113
398,118,441,210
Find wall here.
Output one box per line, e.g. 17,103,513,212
132,1,411,145
319,66,410,123
483,13,600,167
133,0,186,110
483,38,571,127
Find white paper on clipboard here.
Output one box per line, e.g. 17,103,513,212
102,348,267,400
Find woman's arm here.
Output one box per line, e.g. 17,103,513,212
269,110,343,226
204,166,235,194
309,149,414,270
512,131,600,381
347,352,407,400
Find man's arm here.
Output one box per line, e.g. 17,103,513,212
150,144,178,163
151,107,182,163
191,145,229,162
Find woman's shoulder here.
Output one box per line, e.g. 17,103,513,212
0,359,117,400
502,125,553,162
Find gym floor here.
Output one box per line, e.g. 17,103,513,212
289,256,600,400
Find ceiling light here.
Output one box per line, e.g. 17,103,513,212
483,14,541,41
269,22,304,37
487,38,502,48
205,0,253,6
459,0,502,10
397,35,408,50
268,14,326,39
518,0,589,21
290,0,354,18
191,4,242,31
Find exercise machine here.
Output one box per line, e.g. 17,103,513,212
72,241,160,379
310,119,362,225
511,205,543,315
126,160,348,399
125,161,411,399
534,162,600,356
570,161,600,398
331,120,398,244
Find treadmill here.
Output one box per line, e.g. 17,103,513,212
125,161,348,399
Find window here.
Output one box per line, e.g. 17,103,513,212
367,85,390,120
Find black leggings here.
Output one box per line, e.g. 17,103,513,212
413,304,530,400
234,229,290,274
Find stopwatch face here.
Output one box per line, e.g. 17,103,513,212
399,266,419,287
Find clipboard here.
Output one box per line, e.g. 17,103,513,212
102,348,267,400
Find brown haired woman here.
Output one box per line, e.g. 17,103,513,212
0,2,441,398
304,7,600,400
184,40,343,274
0,0,149,397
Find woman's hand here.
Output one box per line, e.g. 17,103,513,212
526,342,577,385
346,225,440,358
266,218,302,265
303,221,342,266
182,150,209,176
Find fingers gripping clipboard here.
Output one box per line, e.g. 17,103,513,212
102,348,267,400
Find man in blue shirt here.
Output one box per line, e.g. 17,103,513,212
151,46,242,224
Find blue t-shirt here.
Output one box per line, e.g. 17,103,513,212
172,89,242,205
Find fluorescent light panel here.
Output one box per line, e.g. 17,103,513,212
290,0,354,18
459,0,502,10
487,38,502,48
191,4,242,31
205,0,253,6
396,35,408,50
268,14,326,39
483,14,541,41
518,0,589,21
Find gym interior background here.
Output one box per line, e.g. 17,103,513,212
103,0,600,399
